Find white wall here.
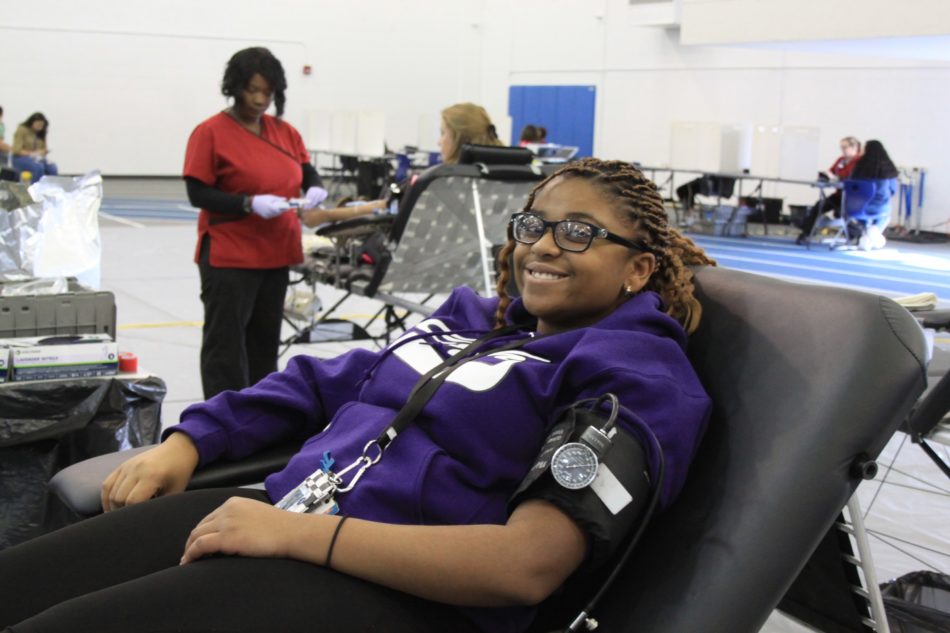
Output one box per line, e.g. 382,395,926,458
499,0,950,227
0,0,488,174
680,0,950,45
1,0,947,227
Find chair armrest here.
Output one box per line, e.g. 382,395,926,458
916,309,950,330
49,446,153,516
315,215,393,240
187,443,299,490
49,442,300,517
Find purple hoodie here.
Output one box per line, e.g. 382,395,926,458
169,287,711,632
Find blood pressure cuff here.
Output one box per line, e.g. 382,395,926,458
508,402,652,569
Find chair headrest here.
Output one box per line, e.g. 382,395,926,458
458,144,534,166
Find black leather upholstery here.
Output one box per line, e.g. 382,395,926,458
458,143,534,167
571,266,927,632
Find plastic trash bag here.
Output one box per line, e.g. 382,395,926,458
0,171,103,289
881,571,950,633
0,375,165,549
0,277,72,296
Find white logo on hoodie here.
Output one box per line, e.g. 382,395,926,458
391,319,549,392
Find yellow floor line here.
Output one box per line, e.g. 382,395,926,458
118,321,203,330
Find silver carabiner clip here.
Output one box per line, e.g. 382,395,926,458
336,440,385,493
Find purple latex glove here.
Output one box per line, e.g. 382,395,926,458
251,194,291,219
303,186,329,209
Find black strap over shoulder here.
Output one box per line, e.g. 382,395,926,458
375,322,539,450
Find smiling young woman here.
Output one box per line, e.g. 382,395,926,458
1,158,715,633
495,158,715,336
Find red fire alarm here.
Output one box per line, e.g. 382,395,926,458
303,64,312,75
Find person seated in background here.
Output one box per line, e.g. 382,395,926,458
795,136,862,245
300,102,504,228
536,126,548,143
0,158,713,633
12,112,58,183
847,139,899,250
518,124,540,147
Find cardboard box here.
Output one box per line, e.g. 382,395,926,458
0,334,118,382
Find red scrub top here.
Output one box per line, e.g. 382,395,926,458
184,112,309,268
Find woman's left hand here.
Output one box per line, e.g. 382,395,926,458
180,497,301,565
303,186,329,209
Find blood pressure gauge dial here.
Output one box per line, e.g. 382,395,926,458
551,442,600,490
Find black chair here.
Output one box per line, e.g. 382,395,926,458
902,341,950,482
50,266,927,632
285,147,548,346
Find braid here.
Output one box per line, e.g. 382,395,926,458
517,158,715,334
493,240,516,329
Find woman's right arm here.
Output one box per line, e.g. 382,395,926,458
100,431,200,512
185,177,248,215
298,199,386,227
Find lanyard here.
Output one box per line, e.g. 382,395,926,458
334,321,540,493
276,321,542,512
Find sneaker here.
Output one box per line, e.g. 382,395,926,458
866,225,887,249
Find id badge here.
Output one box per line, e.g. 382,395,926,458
275,470,338,514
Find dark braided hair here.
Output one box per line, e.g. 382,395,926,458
493,158,715,334
221,47,288,117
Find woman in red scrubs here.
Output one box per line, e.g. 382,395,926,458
183,47,326,399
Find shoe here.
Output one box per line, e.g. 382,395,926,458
866,225,887,249
795,234,807,246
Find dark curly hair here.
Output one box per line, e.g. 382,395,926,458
221,47,287,117
21,112,49,141
494,158,716,334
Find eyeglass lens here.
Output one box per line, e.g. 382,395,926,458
514,215,593,252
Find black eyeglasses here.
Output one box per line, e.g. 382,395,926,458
509,212,647,253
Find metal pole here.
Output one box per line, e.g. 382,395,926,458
846,495,891,632
471,181,495,297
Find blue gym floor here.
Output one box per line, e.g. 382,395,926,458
691,233,950,306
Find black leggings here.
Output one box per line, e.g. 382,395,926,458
0,489,478,633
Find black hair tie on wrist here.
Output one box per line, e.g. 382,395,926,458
325,515,349,569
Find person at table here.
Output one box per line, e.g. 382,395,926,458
183,46,328,400
796,136,862,245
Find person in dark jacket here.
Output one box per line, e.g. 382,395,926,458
848,139,899,249
0,159,714,633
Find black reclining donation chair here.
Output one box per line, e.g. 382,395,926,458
50,266,927,633
282,144,546,348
